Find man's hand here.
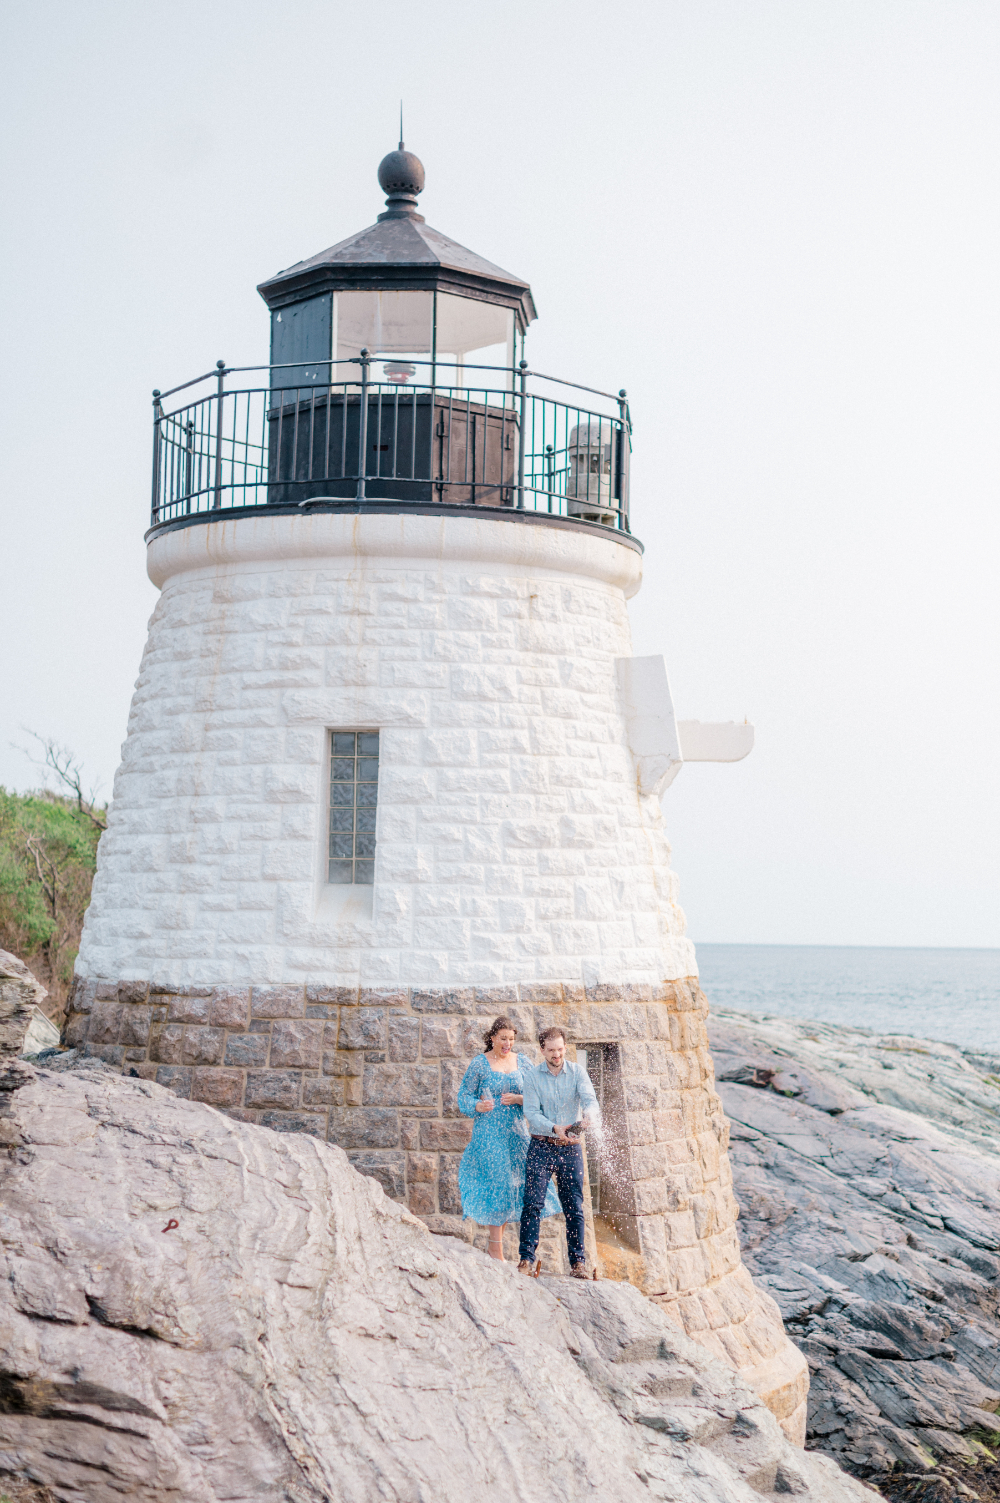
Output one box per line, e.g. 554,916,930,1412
552,1125,571,1144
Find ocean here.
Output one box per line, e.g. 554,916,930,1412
694,943,1000,1056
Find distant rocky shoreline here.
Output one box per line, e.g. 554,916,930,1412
708,1007,1000,1494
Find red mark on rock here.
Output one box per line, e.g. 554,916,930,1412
161,1218,179,1233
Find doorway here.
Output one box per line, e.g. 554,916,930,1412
576,1043,643,1285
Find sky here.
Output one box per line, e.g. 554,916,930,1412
2,0,998,949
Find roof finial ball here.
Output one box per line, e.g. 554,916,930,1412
377,131,426,222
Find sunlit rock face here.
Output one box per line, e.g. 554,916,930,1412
0,1058,872,1503
68,509,805,1434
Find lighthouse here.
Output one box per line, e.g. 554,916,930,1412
68,143,807,1440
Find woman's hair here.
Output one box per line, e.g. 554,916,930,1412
538,1026,567,1047
483,1016,519,1053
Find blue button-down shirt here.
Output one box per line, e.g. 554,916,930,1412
522,1059,600,1138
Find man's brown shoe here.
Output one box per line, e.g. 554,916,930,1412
517,1260,534,1274
570,1262,589,1280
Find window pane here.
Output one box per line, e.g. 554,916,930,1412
329,730,380,885
334,291,433,362
435,294,515,391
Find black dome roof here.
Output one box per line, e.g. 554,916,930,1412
257,146,536,329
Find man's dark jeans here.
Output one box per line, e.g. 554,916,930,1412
518,1137,585,1266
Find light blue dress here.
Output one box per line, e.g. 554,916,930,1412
457,1053,561,1226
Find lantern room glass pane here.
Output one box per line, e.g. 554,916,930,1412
436,293,514,390
334,291,433,381
331,289,515,390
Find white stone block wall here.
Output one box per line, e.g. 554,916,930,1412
77,513,696,991
68,509,808,1444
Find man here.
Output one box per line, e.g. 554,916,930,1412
518,1026,600,1279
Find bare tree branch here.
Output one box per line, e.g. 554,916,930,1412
25,834,60,919
17,730,108,832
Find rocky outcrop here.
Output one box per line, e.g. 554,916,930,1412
708,1010,1000,1477
0,1053,873,1503
60,974,810,1437
0,951,47,1061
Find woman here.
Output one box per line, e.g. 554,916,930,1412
457,1016,559,1261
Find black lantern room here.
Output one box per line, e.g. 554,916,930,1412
150,144,631,532
253,141,543,509
258,142,536,398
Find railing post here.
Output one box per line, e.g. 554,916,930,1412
616,387,630,532
151,389,163,526
183,419,195,516
517,359,528,510
356,348,370,501
213,360,226,509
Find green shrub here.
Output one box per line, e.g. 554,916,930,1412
0,739,106,1019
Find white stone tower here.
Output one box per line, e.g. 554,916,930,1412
69,143,807,1440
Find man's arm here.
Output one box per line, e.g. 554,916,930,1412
522,1070,557,1137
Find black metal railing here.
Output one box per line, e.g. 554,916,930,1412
149,355,632,532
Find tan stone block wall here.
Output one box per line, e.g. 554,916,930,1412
61,971,807,1438
61,973,746,1278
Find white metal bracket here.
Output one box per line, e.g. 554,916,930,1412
615,655,754,796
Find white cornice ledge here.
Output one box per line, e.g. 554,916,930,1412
147,511,644,595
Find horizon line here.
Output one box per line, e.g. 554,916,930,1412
693,940,1000,953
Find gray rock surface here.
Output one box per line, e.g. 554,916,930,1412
0,951,47,1061
0,1053,874,1503
709,1010,1000,1475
